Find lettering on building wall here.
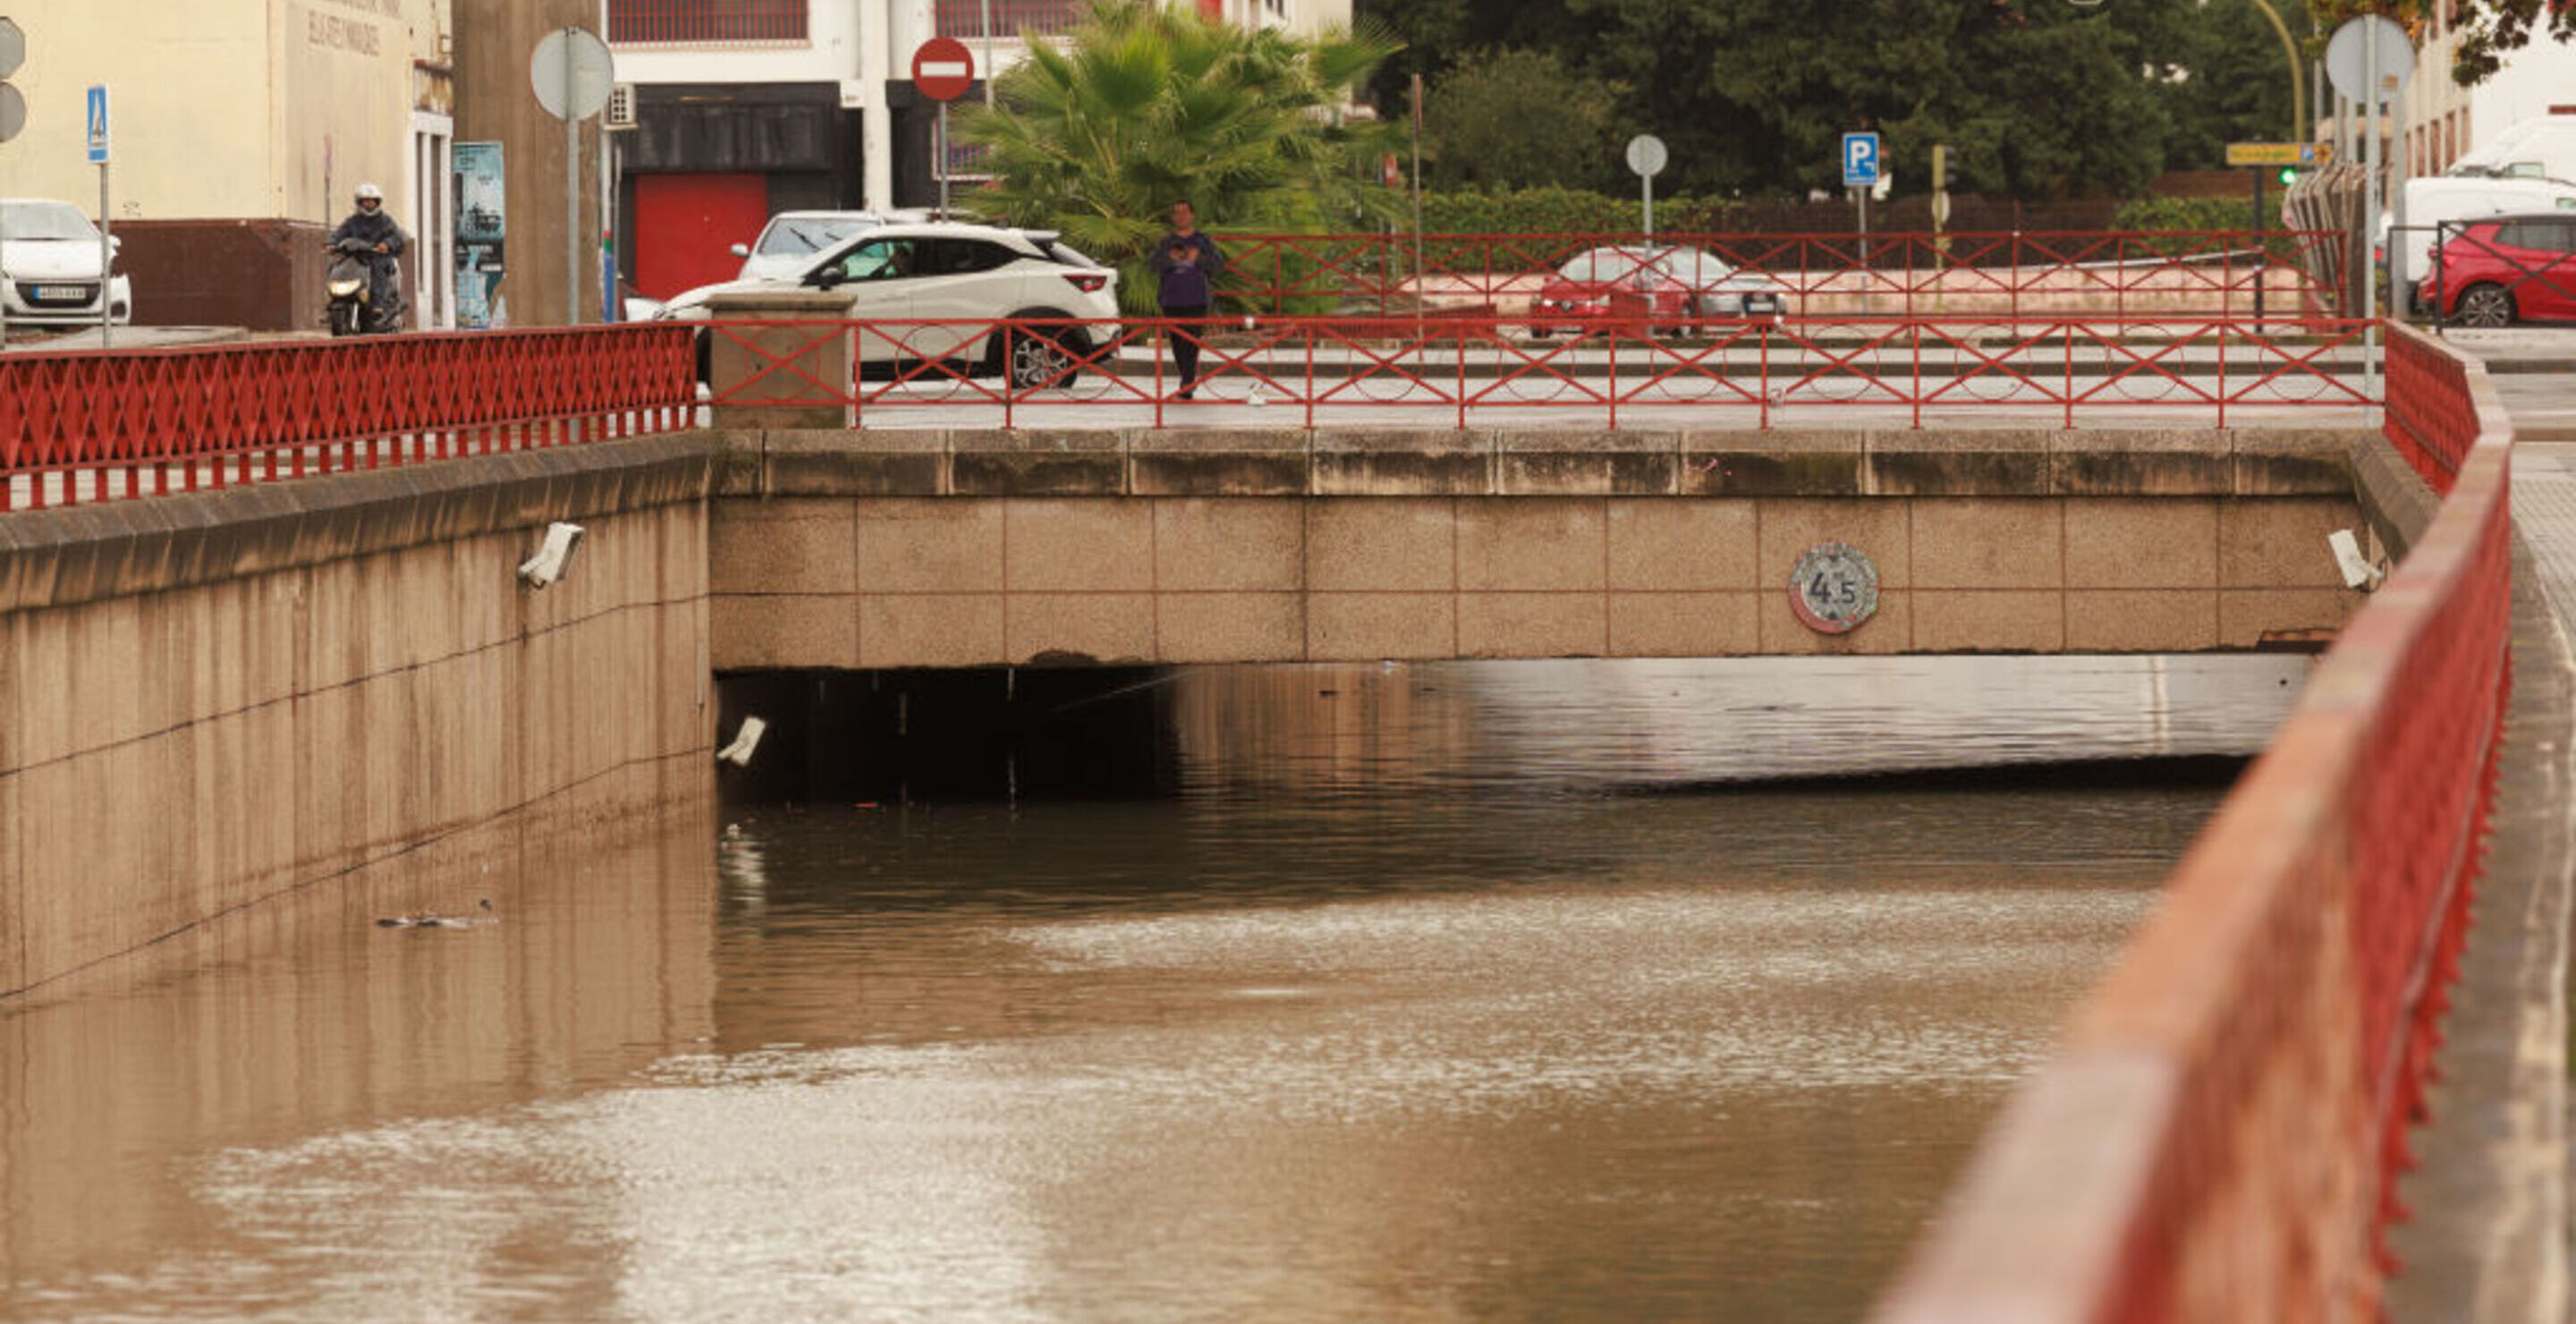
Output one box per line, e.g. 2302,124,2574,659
305,0,401,55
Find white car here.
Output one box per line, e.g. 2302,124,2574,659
0,199,132,326
730,210,906,281
663,222,1121,389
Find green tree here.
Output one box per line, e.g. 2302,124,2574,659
956,0,1403,310
2309,0,2575,87
1358,0,2259,199
1423,48,1625,192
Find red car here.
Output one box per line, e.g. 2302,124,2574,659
1525,245,1785,338
2417,212,2576,327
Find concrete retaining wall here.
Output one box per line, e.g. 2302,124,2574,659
708,427,2370,668
0,436,724,997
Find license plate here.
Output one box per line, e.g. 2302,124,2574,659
31,284,89,301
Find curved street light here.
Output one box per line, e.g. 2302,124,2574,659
2070,0,2309,142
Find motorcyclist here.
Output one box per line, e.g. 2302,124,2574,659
329,182,408,330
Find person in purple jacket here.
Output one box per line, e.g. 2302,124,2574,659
1147,199,1226,400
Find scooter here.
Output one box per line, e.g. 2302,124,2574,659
324,236,402,336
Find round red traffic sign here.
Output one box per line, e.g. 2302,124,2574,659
912,37,975,102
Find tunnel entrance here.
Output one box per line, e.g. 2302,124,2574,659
715,666,1179,803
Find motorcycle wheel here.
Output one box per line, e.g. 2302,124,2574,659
328,304,360,337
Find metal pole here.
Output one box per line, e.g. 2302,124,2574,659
2253,166,2267,320
564,30,580,325
2363,32,2379,399
98,164,111,348
937,102,950,216
981,0,993,106
2391,73,2411,311
1643,172,1654,239
2,202,12,351
1410,72,1423,337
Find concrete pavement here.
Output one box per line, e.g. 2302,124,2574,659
2384,326,2576,1324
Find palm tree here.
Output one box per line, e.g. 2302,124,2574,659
956,0,1403,311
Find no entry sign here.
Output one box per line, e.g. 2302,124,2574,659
912,37,975,102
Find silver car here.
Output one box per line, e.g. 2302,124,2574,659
730,211,901,282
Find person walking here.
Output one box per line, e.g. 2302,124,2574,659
1148,199,1225,401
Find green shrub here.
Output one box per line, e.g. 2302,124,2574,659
2114,195,2268,231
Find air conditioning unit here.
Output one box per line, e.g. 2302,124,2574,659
605,83,637,131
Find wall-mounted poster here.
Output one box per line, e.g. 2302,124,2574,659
453,141,505,328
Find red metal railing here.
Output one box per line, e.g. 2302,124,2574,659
1875,319,2511,1321
1209,230,2347,319
700,313,2376,431
607,0,809,45
0,326,698,512
933,0,1085,39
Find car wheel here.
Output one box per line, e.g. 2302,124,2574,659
1006,325,1080,390
2457,283,2515,328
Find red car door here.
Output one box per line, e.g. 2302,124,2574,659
2513,218,2576,319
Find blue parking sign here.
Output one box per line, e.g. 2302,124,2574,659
1841,131,1879,188
84,85,107,164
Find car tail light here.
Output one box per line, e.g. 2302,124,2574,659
1065,272,1108,293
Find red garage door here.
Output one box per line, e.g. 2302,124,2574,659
635,173,769,300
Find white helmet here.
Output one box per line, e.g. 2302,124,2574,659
354,182,384,202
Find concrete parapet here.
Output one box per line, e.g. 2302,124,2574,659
710,426,2360,502
704,291,860,431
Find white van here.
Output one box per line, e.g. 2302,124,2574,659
2450,115,2576,185
2386,175,2576,306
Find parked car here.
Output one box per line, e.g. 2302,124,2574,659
1526,245,1784,337
731,210,907,281
660,221,1119,389
0,198,131,326
2377,177,2576,307
2417,212,2576,327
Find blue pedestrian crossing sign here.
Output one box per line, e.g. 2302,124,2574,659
1841,131,1880,188
84,85,108,164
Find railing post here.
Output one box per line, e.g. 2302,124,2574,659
705,290,860,431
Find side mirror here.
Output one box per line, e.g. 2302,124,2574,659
809,267,844,291
730,242,750,259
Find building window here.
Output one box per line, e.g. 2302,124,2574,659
934,0,1086,40
609,0,808,45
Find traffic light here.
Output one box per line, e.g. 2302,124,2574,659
2277,166,2301,186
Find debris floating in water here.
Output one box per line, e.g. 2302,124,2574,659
375,899,496,929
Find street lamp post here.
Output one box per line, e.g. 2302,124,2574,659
2243,0,2309,143
2067,0,2307,142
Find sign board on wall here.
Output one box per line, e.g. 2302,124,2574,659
453,141,505,328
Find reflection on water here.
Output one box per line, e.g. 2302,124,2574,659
0,657,2303,1323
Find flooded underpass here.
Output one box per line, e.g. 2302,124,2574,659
0,654,2308,1322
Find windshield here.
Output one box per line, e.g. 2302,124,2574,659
758,216,879,257
1555,249,1653,284
1650,249,1734,287
1,201,98,242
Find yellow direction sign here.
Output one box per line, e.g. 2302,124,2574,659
2225,141,2332,167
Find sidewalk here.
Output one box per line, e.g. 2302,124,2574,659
2,325,251,352
2384,334,2576,1324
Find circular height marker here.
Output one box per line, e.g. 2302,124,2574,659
1789,542,1880,634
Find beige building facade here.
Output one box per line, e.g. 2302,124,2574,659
0,0,452,327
